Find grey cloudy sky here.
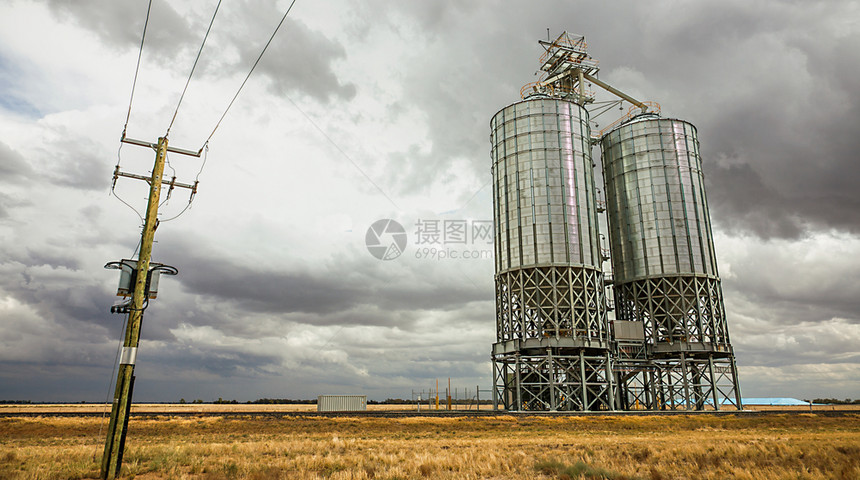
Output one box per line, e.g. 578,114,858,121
1,0,858,402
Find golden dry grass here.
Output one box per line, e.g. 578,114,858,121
1,413,859,479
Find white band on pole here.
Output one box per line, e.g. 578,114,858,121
120,347,138,365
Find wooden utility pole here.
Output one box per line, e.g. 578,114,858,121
101,137,168,479
99,129,198,479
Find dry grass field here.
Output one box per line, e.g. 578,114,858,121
2,412,859,480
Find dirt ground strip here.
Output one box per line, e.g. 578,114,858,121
2,403,858,415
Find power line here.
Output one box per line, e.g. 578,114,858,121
115,0,298,230
122,0,153,136
284,96,400,210
200,0,298,149
113,0,151,224
95,313,130,462
110,143,144,222
166,0,223,137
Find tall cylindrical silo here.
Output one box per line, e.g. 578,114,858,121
491,96,614,411
601,114,741,409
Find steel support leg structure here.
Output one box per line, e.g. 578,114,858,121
492,266,616,412
615,368,656,410
492,348,615,411
646,354,740,410
614,276,743,411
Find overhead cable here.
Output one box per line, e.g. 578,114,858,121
200,0,298,150
110,143,145,222
166,0,223,137
122,0,153,137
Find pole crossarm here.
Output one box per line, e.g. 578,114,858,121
121,135,202,157
114,136,201,199
113,167,198,192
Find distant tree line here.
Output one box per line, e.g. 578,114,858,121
804,398,860,405
368,398,411,405
173,398,493,405
245,398,316,404
177,398,318,404
368,398,493,405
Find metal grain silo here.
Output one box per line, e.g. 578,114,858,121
491,96,614,411
601,115,742,410
493,98,603,275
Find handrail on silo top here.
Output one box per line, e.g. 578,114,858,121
593,101,662,139
539,34,588,64
520,81,554,99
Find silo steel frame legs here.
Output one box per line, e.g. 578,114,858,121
614,276,730,345
615,366,657,410
613,353,741,411
647,354,741,410
495,267,607,342
613,276,743,410
613,343,658,410
492,350,615,411
492,265,615,411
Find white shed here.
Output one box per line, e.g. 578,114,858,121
317,395,367,412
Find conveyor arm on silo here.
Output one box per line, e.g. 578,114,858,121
538,69,650,113
581,73,649,112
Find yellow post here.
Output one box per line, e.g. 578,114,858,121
447,377,452,411
101,137,168,479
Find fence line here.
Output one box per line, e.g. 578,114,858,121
409,386,494,411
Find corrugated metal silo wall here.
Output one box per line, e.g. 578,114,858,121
490,97,608,342
601,116,731,346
